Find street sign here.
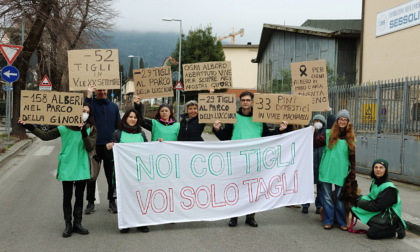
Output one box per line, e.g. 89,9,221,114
1,65,20,82
172,71,180,81
174,81,183,90
2,86,13,91
0,44,23,65
39,75,52,91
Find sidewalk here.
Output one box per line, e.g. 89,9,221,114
1,128,419,234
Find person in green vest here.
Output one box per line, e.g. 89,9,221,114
106,108,149,234
19,103,96,238
212,91,289,228
134,99,180,142
352,159,407,239
316,109,356,231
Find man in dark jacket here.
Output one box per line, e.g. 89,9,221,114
84,86,121,214
178,100,206,141
213,91,288,228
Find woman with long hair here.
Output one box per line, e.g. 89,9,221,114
134,98,180,141
19,103,96,238
106,108,149,233
315,109,356,231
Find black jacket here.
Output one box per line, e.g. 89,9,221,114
178,113,206,141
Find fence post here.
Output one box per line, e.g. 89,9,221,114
400,77,409,172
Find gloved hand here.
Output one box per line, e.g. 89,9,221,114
81,124,88,138
21,123,35,131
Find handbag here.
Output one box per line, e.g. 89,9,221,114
89,149,101,181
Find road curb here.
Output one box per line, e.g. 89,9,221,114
0,138,33,167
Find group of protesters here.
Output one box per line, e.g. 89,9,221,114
19,87,407,240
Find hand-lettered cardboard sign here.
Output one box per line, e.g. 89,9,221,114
253,93,312,125
291,60,329,111
133,66,173,99
183,61,232,91
20,90,84,126
198,93,237,124
68,49,120,91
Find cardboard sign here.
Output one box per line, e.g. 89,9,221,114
253,93,312,125
133,66,173,99
68,49,120,91
291,60,329,111
198,93,236,123
20,90,84,126
183,61,232,91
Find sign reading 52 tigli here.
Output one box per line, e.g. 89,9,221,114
68,49,120,90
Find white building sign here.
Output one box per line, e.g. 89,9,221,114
376,0,420,37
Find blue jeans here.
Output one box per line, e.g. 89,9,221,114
319,182,346,227
302,184,323,209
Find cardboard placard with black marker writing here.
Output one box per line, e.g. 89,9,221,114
133,66,173,99
291,59,329,111
183,61,232,91
20,90,84,126
253,93,312,125
68,49,120,90
198,93,236,124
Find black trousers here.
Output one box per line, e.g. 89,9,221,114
62,180,87,213
367,223,397,239
86,144,115,202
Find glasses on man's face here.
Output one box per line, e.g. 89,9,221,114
240,99,252,102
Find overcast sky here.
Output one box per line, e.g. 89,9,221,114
113,0,363,45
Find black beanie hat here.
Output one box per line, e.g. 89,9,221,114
370,158,389,180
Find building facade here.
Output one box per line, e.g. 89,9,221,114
361,0,420,82
253,20,361,93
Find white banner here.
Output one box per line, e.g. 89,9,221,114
113,127,314,228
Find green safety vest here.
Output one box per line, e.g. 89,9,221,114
151,119,180,141
57,126,91,181
351,181,407,229
319,130,349,186
232,113,263,140
120,131,144,143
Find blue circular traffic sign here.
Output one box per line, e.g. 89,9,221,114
1,65,20,82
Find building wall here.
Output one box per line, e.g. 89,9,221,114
223,45,258,90
362,0,420,83
257,31,337,93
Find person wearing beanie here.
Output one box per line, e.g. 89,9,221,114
314,108,356,231
351,159,407,239
301,108,335,214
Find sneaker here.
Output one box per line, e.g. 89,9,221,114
396,222,406,239
108,200,118,214
84,202,95,214
301,207,309,214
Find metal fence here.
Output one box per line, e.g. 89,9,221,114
328,76,420,185
328,76,420,135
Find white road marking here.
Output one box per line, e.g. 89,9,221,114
33,146,55,156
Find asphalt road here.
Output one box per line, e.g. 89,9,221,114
1,133,420,252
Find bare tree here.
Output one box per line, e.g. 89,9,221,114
0,0,117,137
